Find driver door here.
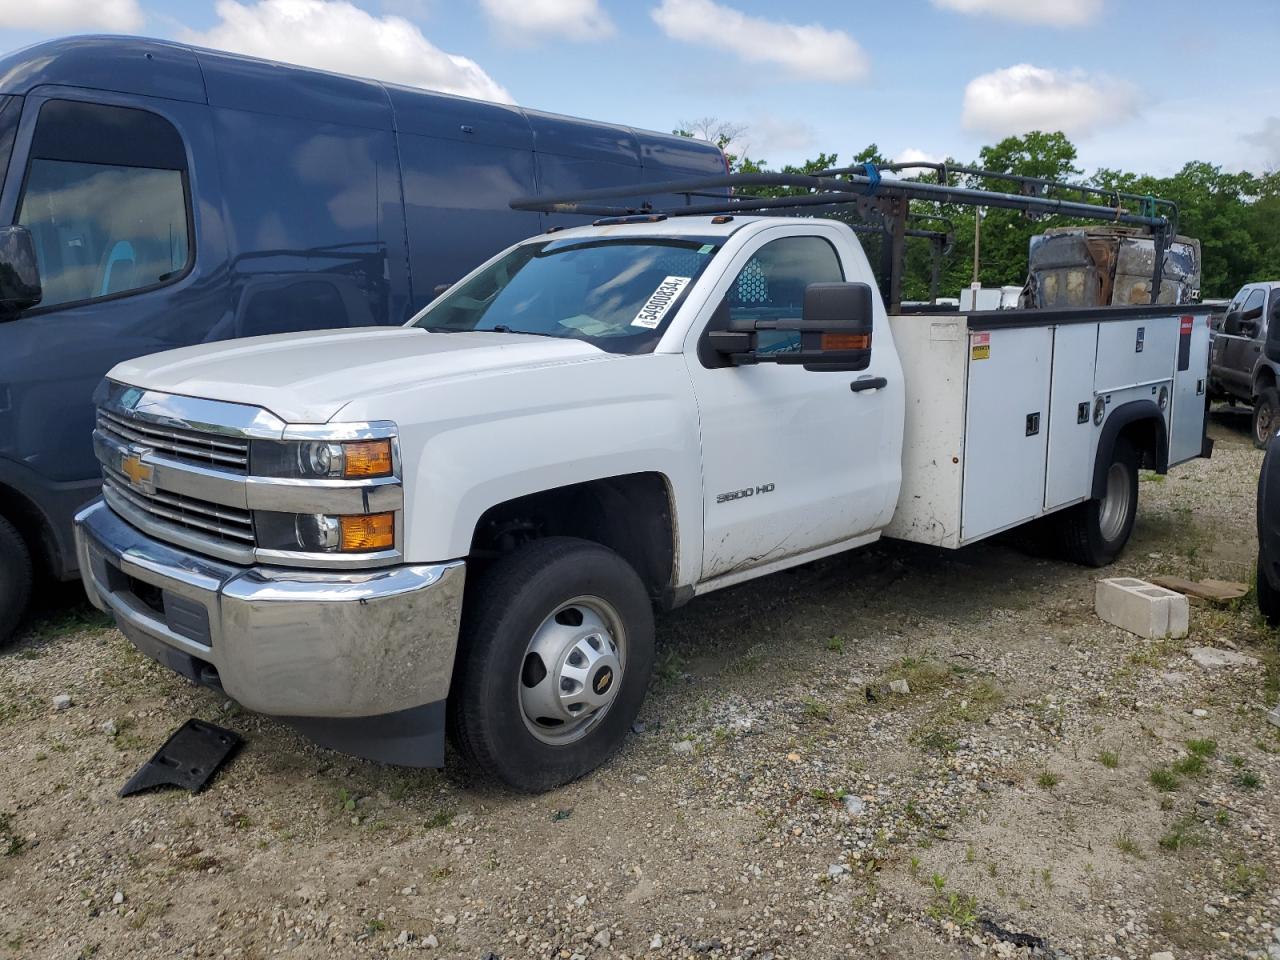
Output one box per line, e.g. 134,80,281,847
683,228,901,583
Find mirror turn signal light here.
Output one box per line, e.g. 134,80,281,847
339,512,395,551
820,333,871,351
343,439,394,478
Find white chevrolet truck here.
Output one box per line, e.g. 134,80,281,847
74,172,1213,791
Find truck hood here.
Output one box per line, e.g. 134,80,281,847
108,327,610,423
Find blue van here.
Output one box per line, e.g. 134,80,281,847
0,35,726,640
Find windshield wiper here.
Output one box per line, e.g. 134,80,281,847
484,324,558,339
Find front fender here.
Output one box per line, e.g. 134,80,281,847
358,355,705,587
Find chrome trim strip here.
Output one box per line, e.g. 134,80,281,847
243,475,404,514
103,380,289,440
254,546,402,570
283,421,400,441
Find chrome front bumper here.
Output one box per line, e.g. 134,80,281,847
75,499,465,721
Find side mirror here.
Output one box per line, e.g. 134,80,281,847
0,225,40,318
1241,303,1264,338
705,281,875,372
1223,310,1241,335
792,282,874,371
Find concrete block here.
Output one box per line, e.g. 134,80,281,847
1095,577,1190,639
1268,702,1280,730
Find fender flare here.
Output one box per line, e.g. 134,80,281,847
1252,363,1279,399
1091,400,1167,500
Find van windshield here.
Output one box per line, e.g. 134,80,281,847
412,236,721,353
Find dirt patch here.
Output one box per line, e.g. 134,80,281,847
1,408,1278,959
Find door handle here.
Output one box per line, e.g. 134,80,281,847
850,377,888,393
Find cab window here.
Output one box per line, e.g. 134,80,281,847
16,100,191,310
1243,288,1266,337
725,235,844,354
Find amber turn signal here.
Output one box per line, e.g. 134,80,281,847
339,512,395,551
820,333,871,351
343,439,394,478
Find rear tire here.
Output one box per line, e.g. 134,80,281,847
1055,437,1139,567
447,537,655,792
1257,550,1280,627
0,515,33,646
1253,387,1280,449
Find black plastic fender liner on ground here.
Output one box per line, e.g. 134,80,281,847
1091,399,1168,500
119,719,243,797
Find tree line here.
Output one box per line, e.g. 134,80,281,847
674,121,1280,301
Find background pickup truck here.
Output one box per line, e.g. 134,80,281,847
1208,281,1280,446
73,175,1213,792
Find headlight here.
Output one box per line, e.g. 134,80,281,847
252,438,395,479
256,510,396,553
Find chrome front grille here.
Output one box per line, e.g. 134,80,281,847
94,382,403,570
97,408,249,472
103,465,255,547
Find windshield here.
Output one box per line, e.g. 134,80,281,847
412,236,721,352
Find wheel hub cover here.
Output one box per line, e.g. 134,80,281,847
519,599,625,744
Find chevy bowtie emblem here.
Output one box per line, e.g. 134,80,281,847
121,450,155,494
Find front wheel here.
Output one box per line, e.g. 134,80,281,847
0,515,33,646
1055,437,1139,567
1253,387,1280,449
447,537,655,792
1257,550,1280,626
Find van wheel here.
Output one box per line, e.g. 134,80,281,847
1055,437,1139,567
1257,551,1280,626
447,537,654,792
0,515,33,646
1253,387,1280,449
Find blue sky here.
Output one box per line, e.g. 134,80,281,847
3,0,1278,176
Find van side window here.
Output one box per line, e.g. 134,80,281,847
726,235,844,354
16,100,191,310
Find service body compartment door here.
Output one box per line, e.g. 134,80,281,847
1044,323,1100,510
961,326,1053,542
1095,318,1179,392
1169,313,1210,464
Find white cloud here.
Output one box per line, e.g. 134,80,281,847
751,116,818,155
1242,116,1280,171
962,64,1139,138
478,0,614,41
182,0,513,103
931,0,1102,26
650,0,869,84
0,0,143,31
896,147,945,165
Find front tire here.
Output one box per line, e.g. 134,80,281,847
1055,437,1139,567
1257,550,1280,626
448,537,655,792
1253,387,1280,449
0,515,33,646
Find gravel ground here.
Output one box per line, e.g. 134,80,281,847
2,408,1279,960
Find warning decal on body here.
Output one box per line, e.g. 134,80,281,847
970,330,991,361
631,276,692,329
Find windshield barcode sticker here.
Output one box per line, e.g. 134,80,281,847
632,276,692,329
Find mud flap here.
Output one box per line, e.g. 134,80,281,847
119,719,243,797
